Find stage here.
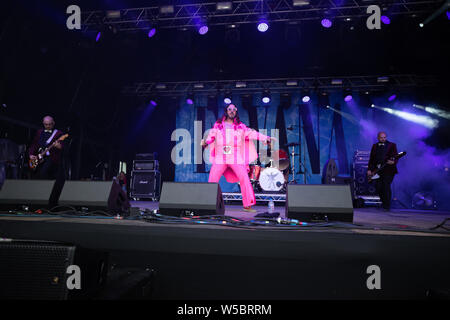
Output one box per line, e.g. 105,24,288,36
1,200,450,299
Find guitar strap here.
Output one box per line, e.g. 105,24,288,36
45,130,59,156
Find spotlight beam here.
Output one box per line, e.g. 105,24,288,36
327,106,359,125
413,104,450,119
420,0,450,26
372,104,439,129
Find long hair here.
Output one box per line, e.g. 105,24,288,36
215,106,242,127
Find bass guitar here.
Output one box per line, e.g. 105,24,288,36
368,151,406,183
29,134,69,170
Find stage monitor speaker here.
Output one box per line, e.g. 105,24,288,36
57,180,130,214
286,184,353,222
0,179,55,209
0,239,108,300
159,182,224,216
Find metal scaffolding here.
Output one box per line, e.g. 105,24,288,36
120,74,439,97
81,0,444,32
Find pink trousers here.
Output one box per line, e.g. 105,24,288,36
208,164,256,208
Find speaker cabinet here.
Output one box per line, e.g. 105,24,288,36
130,170,161,200
0,179,55,209
159,182,224,216
286,184,354,222
58,180,130,214
0,239,108,300
352,163,377,196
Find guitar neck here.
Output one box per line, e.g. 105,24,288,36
39,141,58,156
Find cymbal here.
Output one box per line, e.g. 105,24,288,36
285,142,299,147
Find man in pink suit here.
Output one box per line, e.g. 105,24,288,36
201,104,276,212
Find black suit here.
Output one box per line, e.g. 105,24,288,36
28,129,65,180
368,141,399,210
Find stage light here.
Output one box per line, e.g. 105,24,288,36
150,100,157,107
321,19,332,28
156,84,166,89
148,28,156,38
198,25,209,35
224,91,232,104
302,95,310,103
95,32,101,42
419,23,424,27
106,10,121,19
388,94,397,102
447,11,450,20
193,83,204,89
371,104,375,108
235,82,246,88
377,76,389,83
257,18,269,32
293,0,310,6
331,79,343,85
343,89,353,102
160,5,174,14
262,91,271,103
186,93,194,105
286,80,298,86
381,16,390,25
217,2,232,10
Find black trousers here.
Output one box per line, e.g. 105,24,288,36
375,174,395,209
35,158,60,180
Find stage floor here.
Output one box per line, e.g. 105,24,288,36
130,200,450,233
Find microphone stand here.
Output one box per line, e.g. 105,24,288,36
286,124,308,184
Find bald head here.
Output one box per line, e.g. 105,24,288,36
43,116,55,131
377,131,387,143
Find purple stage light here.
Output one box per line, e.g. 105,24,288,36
388,94,397,102
186,99,194,105
96,32,101,42
198,25,209,35
150,100,157,106
302,96,310,103
447,11,450,20
148,28,156,38
381,16,390,25
321,19,332,28
344,95,353,102
257,22,269,32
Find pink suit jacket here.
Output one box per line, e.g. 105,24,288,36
205,121,269,183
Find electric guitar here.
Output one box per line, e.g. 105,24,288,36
28,134,69,170
368,151,406,183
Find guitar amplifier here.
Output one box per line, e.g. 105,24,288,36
130,170,161,200
133,160,159,171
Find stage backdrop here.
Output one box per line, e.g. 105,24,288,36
172,92,450,209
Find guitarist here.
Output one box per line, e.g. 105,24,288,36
28,116,64,179
367,131,398,212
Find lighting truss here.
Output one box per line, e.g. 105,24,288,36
121,74,439,97
81,0,443,32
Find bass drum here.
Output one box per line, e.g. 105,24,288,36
258,167,285,192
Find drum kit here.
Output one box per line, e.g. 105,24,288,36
248,142,302,193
